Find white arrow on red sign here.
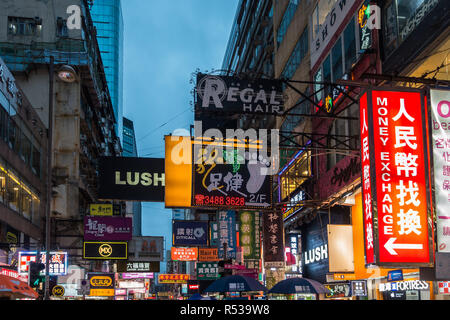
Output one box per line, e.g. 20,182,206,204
384,237,423,255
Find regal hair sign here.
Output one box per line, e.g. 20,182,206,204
360,89,433,266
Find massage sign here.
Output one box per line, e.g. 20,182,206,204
359,89,433,266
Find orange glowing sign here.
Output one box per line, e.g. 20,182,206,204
158,274,190,284
171,247,198,261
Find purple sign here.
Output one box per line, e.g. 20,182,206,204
84,216,132,241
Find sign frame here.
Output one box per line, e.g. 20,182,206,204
82,241,128,260
360,87,434,267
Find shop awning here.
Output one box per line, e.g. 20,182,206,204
0,274,39,299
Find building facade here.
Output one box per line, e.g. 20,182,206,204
0,0,122,270
0,56,47,265
90,0,124,139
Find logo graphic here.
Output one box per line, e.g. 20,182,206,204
90,276,113,287
197,75,228,108
98,244,113,257
52,285,65,297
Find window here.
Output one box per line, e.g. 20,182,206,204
276,0,299,48
56,18,69,38
281,27,308,79
8,17,41,36
31,145,40,177
331,38,343,82
343,19,357,71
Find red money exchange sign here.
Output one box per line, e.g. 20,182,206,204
360,89,433,266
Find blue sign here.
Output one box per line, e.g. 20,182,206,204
218,211,237,259
387,269,404,282
172,220,208,246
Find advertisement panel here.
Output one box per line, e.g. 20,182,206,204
263,211,284,268
171,247,198,261
327,225,354,272
217,211,237,259
158,274,190,284
18,251,68,276
116,261,160,273
360,89,433,266
196,262,219,280
83,242,128,260
98,156,165,202
430,89,450,252
172,220,208,246
195,73,284,115
238,211,261,260
83,216,132,241
89,204,113,216
198,248,219,262
88,273,115,297
164,135,192,208
128,236,164,262
192,138,273,210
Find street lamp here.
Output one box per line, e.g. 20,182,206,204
44,59,77,300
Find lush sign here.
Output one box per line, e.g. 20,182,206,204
98,157,165,202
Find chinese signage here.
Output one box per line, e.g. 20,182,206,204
198,248,219,262
172,220,208,246
128,236,164,262
325,283,351,298
98,156,165,202
379,280,429,292
196,262,220,280
116,261,160,273
171,247,198,261
286,234,301,274
430,89,450,252
158,274,190,284
83,242,127,260
88,273,115,297
360,89,432,266
358,0,372,52
238,211,261,260
217,211,237,259
83,216,132,241
89,204,113,216
121,273,154,279
263,211,284,268
196,73,284,115
192,139,272,210
18,251,68,276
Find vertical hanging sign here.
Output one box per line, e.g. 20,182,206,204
360,89,433,266
238,211,261,260
263,211,284,268
430,89,450,252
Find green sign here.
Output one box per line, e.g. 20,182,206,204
238,211,261,260
196,262,219,280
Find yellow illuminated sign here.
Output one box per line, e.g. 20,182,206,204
89,204,113,216
90,289,115,296
164,136,192,208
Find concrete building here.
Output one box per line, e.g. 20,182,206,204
0,56,48,263
0,0,122,269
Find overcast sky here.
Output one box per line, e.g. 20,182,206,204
121,0,239,271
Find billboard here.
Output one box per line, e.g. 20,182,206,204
158,274,190,284
171,247,198,261
217,211,237,259
238,211,261,260
430,88,450,252
83,242,128,260
18,251,68,276
128,236,164,262
88,273,115,297
83,216,132,241
360,89,433,266
195,73,284,115
192,138,272,210
98,156,165,202
198,248,219,262
263,211,284,268
172,220,208,246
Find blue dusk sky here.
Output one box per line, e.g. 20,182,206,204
121,1,239,271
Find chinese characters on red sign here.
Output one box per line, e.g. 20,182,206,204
360,90,432,265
